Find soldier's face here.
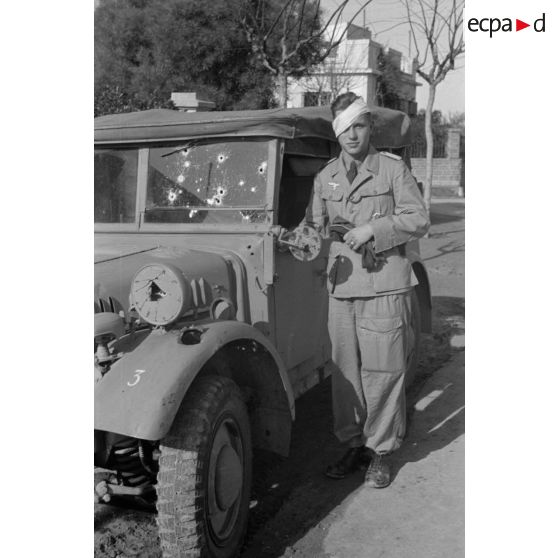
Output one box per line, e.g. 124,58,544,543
336,113,371,159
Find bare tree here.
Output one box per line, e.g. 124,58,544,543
239,0,373,107
402,0,464,211
301,46,362,106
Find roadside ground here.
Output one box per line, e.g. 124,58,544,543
282,353,464,558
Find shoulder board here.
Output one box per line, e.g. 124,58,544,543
380,151,402,161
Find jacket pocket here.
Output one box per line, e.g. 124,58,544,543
371,255,412,294
350,182,390,202
321,183,343,201
357,316,405,372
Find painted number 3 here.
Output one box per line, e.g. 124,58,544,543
127,369,147,387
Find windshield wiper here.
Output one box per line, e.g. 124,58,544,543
161,140,201,158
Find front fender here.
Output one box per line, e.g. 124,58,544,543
94,321,294,440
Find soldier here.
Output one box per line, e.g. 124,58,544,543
305,92,429,488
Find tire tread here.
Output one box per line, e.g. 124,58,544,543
156,375,251,558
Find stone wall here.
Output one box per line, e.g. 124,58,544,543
410,128,464,196
410,158,463,188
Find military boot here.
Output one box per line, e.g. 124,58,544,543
365,453,391,488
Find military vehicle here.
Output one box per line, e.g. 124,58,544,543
94,105,431,557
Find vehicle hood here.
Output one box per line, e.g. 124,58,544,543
94,235,239,318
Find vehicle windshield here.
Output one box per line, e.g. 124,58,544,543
145,139,271,224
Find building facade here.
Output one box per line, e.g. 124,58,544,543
287,23,419,115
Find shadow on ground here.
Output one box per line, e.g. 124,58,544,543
422,239,464,262
393,360,464,481
241,377,356,557
240,295,465,558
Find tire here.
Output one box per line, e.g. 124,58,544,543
405,288,422,389
156,375,252,558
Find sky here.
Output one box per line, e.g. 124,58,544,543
322,0,465,115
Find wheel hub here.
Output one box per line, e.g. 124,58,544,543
207,412,246,543
215,445,242,510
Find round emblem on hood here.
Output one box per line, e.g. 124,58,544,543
130,263,192,326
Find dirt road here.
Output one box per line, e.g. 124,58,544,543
94,200,465,558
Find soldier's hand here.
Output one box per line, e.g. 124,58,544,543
279,227,296,240
343,224,374,251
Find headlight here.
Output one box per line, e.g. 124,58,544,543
130,263,192,326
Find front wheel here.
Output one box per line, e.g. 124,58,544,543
157,375,252,558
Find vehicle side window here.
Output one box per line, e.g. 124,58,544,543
94,149,138,223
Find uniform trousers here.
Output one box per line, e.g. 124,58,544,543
328,291,412,454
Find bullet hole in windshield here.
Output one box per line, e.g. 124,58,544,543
146,141,270,223
257,161,267,175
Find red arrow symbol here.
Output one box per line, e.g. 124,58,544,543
516,19,530,31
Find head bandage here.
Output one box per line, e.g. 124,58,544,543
332,97,371,137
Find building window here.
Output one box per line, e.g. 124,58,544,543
303,92,332,107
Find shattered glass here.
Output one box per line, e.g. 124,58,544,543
145,140,271,224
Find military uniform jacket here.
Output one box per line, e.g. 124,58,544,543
305,146,429,297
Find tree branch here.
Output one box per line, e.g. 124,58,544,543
297,0,309,43
262,0,292,43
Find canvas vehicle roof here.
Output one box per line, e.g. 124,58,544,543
94,105,412,148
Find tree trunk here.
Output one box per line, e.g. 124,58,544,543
277,71,289,108
424,83,437,215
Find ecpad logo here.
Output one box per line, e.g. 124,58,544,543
468,13,546,37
